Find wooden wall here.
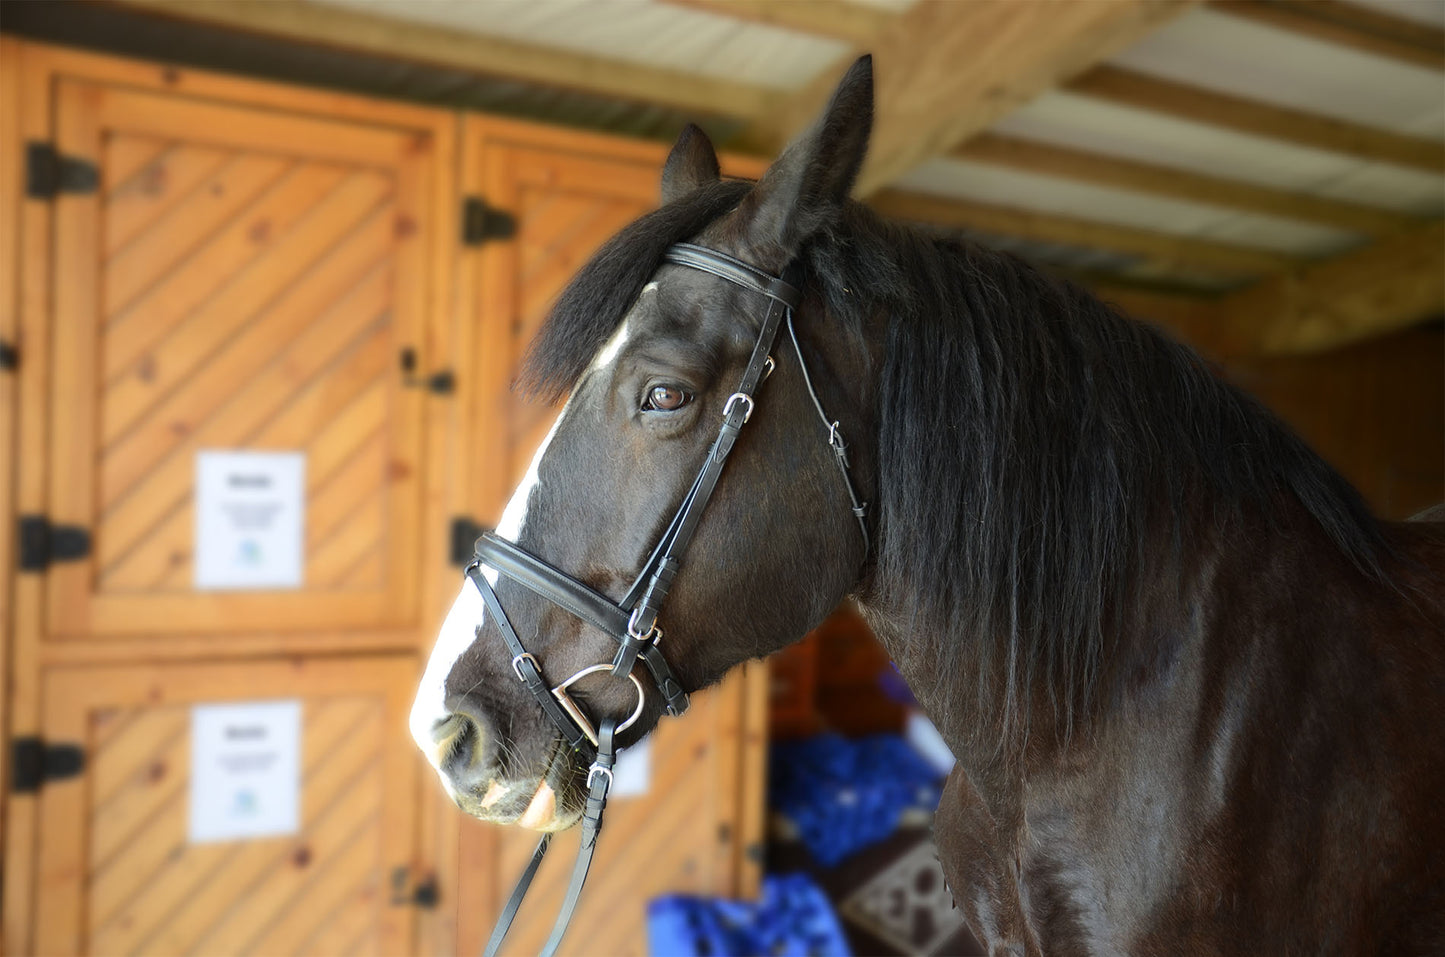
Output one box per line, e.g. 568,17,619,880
1226,323,1444,521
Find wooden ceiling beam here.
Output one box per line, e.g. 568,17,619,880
1213,219,1445,355
1066,65,1445,173
736,0,1196,196
656,0,893,47
106,0,778,120
869,189,1296,278
954,133,1410,238
1211,0,1445,71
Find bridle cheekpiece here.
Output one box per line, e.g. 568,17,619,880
470,242,867,957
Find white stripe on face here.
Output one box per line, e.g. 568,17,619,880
409,313,636,773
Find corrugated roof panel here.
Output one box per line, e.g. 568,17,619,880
993,92,1369,193
1191,211,1365,258
993,91,1443,220
895,158,1239,237
1338,0,1445,30
895,156,1362,257
307,0,850,90
1311,163,1445,215
1108,6,1445,136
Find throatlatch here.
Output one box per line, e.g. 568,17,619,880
467,242,868,957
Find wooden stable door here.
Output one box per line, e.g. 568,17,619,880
6,45,459,957
34,657,418,956
45,76,432,636
454,118,770,957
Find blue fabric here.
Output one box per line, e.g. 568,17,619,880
647,873,851,957
769,733,943,866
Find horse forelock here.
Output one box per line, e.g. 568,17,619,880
517,180,754,405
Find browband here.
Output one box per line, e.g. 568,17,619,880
664,243,802,309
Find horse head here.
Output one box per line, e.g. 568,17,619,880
411,57,878,830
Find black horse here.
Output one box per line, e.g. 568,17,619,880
412,57,1445,954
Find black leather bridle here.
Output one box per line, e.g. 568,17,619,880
469,243,868,957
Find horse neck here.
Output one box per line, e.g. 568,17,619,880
836,230,1390,773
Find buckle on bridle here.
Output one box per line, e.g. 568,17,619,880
626,606,662,644
551,664,645,748
511,652,539,682
586,763,614,790
722,392,754,423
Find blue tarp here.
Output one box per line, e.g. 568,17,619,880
647,873,851,957
769,733,943,866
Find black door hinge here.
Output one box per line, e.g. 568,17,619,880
0,341,16,371
12,737,85,793
390,867,439,908
26,142,99,199
461,197,517,246
399,347,455,395
411,876,439,908
451,516,488,567
18,515,92,572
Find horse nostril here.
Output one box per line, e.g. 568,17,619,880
428,712,465,746
440,695,493,780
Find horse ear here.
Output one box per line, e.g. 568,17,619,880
661,123,721,204
742,54,873,257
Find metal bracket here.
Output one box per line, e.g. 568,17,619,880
399,348,455,395
451,516,488,567
12,737,85,793
18,516,92,572
26,142,99,199
461,197,517,246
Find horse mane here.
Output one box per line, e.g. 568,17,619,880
522,191,1389,742
812,207,1389,740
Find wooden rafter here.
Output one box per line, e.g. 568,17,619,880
1214,219,1445,354
1212,0,1445,72
736,0,1196,196
1067,65,1445,173
657,0,891,46
107,0,777,120
869,190,1295,278
954,133,1410,238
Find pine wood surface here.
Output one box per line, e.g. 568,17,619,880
42,77,429,637
5,42,460,956
34,657,418,956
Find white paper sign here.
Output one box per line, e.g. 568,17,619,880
194,450,305,590
189,700,301,844
610,738,651,798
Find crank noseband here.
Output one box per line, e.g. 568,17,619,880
470,242,867,957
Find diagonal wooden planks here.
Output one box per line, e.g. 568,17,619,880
90,698,378,955
104,140,232,257
99,206,396,508
102,161,347,382
102,168,392,446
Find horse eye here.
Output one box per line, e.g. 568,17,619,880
644,385,690,412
